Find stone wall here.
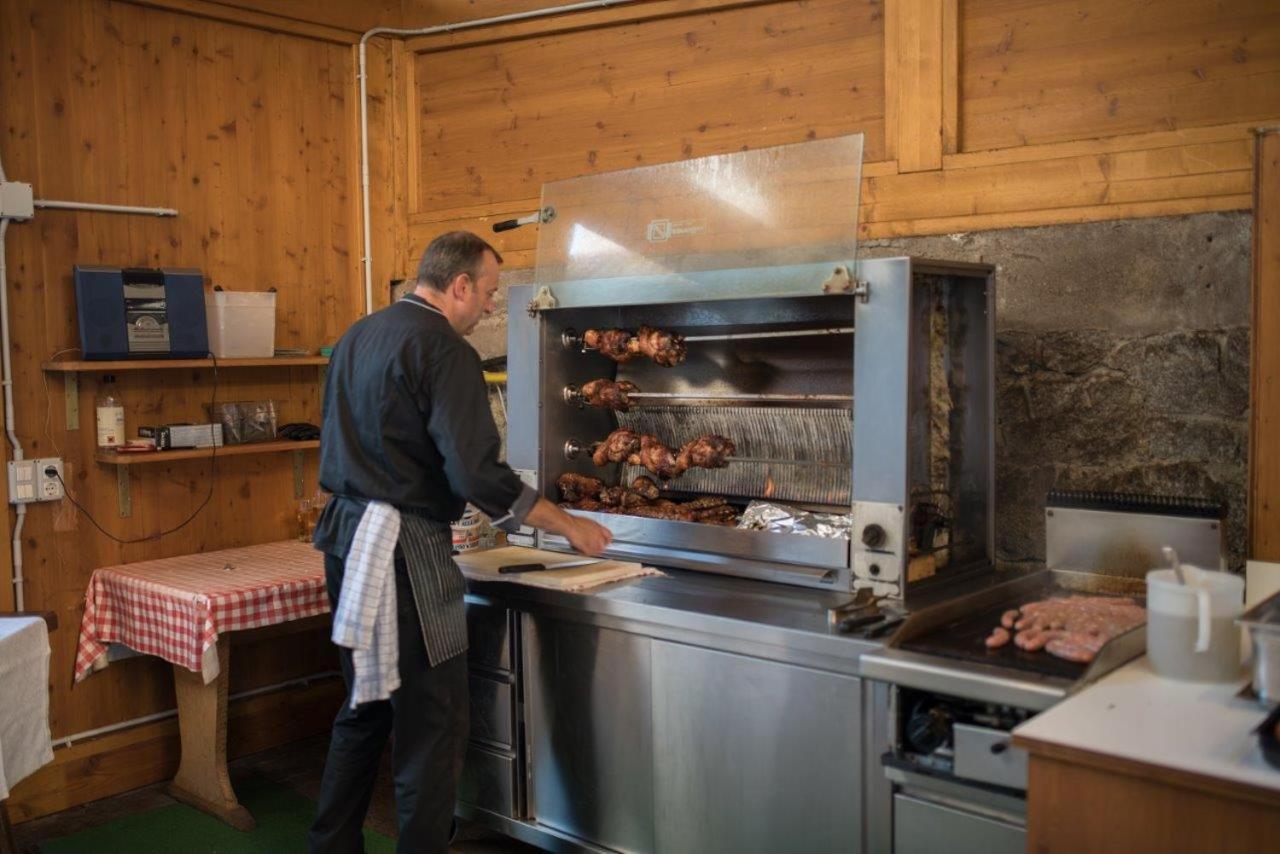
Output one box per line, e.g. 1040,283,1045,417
420,211,1252,570
861,212,1251,570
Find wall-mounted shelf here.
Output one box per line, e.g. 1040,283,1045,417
95,439,320,466
43,357,328,372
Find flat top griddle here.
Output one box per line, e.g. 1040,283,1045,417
897,587,1145,682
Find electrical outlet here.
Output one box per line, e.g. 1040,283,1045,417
7,457,64,504
7,460,37,503
36,458,64,501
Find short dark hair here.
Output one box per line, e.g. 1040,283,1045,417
416,231,503,292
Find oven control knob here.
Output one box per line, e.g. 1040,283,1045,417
861,524,886,549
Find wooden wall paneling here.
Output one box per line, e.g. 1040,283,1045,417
404,0,785,52
860,193,1252,240
9,677,344,823
941,0,959,154
393,39,415,279
116,0,363,44
961,0,1280,153
412,0,886,215
887,0,945,172
1,0,360,787
400,0,589,28
1252,127,1280,561
862,137,1252,223
363,36,400,311
402,127,1254,269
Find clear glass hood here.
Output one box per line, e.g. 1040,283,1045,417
534,134,864,286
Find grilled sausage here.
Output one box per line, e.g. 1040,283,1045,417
985,627,1011,648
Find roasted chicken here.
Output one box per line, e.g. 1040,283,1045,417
557,473,605,503
677,435,735,471
582,326,687,367
592,428,642,467
554,472,737,526
629,326,687,367
579,378,641,411
589,428,737,480
582,328,637,363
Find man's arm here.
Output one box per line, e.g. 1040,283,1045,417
523,497,612,556
423,343,611,553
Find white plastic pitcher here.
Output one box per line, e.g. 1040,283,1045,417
1146,566,1244,682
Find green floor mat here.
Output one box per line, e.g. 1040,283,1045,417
38,775,395,854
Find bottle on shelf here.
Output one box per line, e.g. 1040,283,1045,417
95,374,125,450
296,498,312,542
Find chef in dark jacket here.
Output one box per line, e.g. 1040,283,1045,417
309,231,611,853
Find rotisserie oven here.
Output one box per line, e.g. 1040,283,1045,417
504,134,995,605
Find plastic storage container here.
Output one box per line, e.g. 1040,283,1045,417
1147,565,1245,682
206,290,276,358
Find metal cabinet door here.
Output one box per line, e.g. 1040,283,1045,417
893,794,1024,854
651,641,863,854
523,615,655,853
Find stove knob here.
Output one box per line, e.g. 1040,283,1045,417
861,523,886,549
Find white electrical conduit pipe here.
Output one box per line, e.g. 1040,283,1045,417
0,218,24,610
51,669,341,750
34,199,178,217
357,0,643,315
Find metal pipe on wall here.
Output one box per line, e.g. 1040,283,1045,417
356,0,644,315
34,199,178,217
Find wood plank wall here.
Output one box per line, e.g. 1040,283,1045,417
0,0,364,819
1253,128,1280,562
398,0,1278,268
2,0,1279,821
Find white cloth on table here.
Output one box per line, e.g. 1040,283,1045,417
330,501,401,708
0,617,53,800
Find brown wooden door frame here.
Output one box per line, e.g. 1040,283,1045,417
1251,127,1280,561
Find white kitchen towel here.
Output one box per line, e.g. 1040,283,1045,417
331,501,401,707
0,617,53,799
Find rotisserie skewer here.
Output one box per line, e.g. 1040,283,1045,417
582,326,687,367
565,381,852,411
585,429,736,481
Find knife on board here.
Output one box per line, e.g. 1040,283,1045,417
498,558,604,574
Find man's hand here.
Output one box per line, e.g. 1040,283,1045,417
564,516,612,557
523,497,614,556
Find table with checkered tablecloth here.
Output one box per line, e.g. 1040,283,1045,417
75,540,328,684
73,539,330,829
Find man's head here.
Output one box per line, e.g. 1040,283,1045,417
415,231,503,335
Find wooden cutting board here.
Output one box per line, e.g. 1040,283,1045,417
454,546,660,591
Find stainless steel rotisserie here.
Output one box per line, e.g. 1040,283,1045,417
503,134,996,603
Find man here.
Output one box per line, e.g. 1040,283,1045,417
309,231,611,853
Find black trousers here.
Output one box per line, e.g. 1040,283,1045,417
309,552,469,854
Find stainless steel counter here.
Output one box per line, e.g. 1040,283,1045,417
465,567,884,676
459,569,893,854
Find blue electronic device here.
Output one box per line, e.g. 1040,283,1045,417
73,266,209,360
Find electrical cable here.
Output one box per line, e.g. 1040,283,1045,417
39,346,82,457
53,353,221,544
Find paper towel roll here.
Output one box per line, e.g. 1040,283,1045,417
1246,559,1280,607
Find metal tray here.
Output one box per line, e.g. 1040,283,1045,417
893,569,1147,683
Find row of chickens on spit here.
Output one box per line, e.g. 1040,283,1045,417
560,327,740,526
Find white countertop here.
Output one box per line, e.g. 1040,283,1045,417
1013,657,1280,794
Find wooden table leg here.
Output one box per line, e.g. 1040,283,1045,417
167,635,255,831
1,800,17,854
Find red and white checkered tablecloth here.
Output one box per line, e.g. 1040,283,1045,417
74,540,329,683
